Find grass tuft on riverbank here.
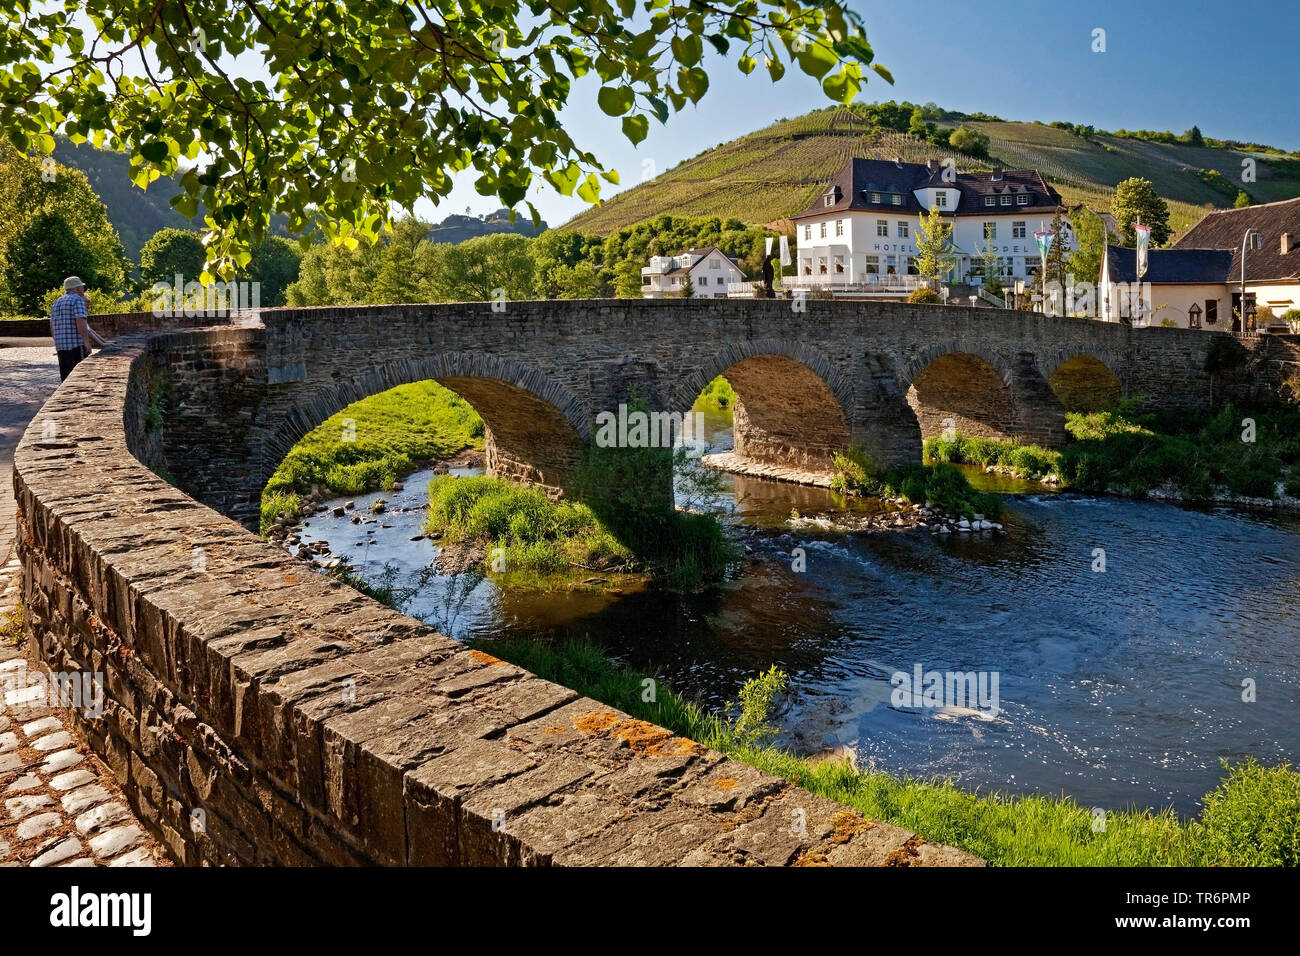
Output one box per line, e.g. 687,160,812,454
426,475,635,577
924,402,1300,501
425,473,738,588
832,444,1005,519
261,381,484,534
472,635,1300,867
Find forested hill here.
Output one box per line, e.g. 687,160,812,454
562,104,1300,238
51,138,201,260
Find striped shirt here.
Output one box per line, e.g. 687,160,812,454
49,293,87,351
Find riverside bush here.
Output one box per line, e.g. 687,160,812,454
832,444,1003,519
927,402,1300,502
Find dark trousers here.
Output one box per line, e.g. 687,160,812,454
56,346,85,381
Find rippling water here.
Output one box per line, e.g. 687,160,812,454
291,412,1300,816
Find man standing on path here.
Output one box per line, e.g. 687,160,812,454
49,276,105,381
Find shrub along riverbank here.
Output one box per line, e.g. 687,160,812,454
925,403,1300,501
832,444,1005,520
260,381,484,533
470,636,1300,867
696,375,737,413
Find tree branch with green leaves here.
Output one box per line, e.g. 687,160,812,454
0,0,887,278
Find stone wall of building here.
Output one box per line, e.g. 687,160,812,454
11,330,982,867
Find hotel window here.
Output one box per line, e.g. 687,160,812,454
820,222,827,238
897,221,909,238
1017,193,1030,205
891,194,903,205
906,256,919,275
824,194,835,207
886,255,897,274
1013,221,1026,239
804,224,811,241
1206,299,1218,325
803,262,812,275
698,276,707,286
877,219,888,236
819,257,828,274
1000,194,1012,206
984,196,996,207
935,190,948,208
835,219,844,237
864,255,880,274
871,192,882,203
835,258,845,274
983,222,996,240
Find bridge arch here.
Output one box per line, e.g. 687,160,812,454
1046,351,1125,412
676,340,852,471
259,352,588,497
901,346,1022,444
901,344,1066,446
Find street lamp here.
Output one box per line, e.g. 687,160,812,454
1240,228,1262,332
1187,301,1202,329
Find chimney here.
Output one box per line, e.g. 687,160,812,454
991,166,1003,181
1282,233,1291,255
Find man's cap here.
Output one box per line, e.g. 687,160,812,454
63,276,85,292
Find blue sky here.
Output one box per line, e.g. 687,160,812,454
440,0,1300,228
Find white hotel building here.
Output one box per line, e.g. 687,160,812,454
789,158,1076,294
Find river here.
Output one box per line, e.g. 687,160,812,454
288,408,1300,816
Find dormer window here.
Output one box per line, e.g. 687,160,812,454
935,190,948,209
1000,194,1012,206
891,193,902,205
1016,193,1030,205
984,196,996,207
871,192,882,203
824,194,835,207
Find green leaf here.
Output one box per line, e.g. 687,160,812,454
622,114,649,145
795,39,838,80
765,56,785,82
671,33,702,67
737,55,757,75
576,173,600,203
597,85,635,116
822,63,861,105
677,66,709,103
646,95,670,124
705,35,729,55
140,141,170,164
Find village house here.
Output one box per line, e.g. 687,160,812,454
1099,197,1300,330
641,246,746,298
786,157,1075,296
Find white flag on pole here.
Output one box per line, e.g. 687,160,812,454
765,236,774,257
779,235,791,267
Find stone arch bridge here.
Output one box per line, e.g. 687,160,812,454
9,299,1254,866
165,299,1220,529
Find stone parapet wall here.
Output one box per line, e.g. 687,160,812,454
2,311,235,341
11,330,982,867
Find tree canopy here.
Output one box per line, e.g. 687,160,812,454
0,140,126,309
1,0,886,278
1112,177,1171,247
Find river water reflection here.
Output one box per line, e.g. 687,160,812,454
290,410,1300,815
